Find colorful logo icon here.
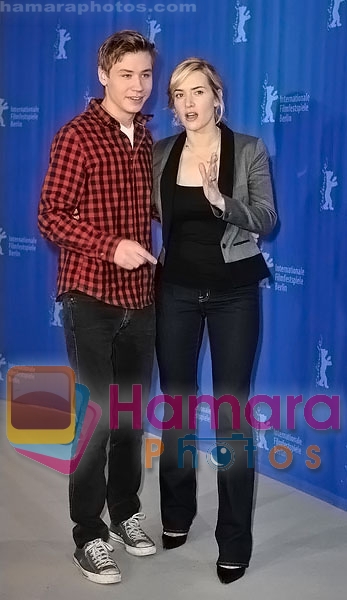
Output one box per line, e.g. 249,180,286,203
6,366,101,474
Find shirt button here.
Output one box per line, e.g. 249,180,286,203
100,252,105,258
222,243,226,249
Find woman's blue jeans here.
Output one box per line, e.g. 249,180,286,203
156,281,259,566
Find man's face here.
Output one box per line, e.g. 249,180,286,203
99,51,153,125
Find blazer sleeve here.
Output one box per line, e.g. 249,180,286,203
213,138,277,235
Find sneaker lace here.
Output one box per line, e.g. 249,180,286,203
85,539,115,569
123,512,149,542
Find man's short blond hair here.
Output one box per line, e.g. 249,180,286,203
98,30,156,75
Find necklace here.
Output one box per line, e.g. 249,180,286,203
184,128,221,164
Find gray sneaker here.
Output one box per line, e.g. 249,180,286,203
73,538,121,584
109,512,156,556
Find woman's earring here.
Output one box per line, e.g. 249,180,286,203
214,102,224,124
215,91,224,123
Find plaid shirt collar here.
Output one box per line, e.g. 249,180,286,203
88,98,152,129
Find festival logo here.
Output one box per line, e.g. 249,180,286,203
259,246,274,289
84,88,93,111
50,293,63,328
321,161,338,211
196,404,211,424
254,406,271,450
328,0,345,28
261,76,279,124
0,98,9,127
233,1,251,43
146,15,162,44
54,24,71,60
272,431,305,461
0,227,7,255
316,337,333,389
5,234,37,257
0,100,40,128
274,263,305,293
0,353,7,381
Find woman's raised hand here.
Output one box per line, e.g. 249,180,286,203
198,152,225,211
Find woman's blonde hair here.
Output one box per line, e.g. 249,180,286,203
168,58,225,124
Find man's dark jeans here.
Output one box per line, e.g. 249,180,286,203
156,282,259,566
62,292,155,549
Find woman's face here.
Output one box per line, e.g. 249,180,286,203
172,70,217,133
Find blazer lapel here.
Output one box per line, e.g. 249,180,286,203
160,132,186,248
218,123,235,197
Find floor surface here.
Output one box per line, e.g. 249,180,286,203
1,420,347,599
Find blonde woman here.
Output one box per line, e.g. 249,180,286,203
153,58,277,584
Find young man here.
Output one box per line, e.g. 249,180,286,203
38,31,157,585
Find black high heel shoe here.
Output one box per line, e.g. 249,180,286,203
162,531,188,549
216,564,246,584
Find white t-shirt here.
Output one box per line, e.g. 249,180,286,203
120,122,134,147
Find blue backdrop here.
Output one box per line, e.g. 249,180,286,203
1,0,346,509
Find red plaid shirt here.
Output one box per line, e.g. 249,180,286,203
38,98,154,309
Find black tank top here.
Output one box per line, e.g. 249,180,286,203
162,185,269,290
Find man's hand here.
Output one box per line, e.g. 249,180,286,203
113,239,157,270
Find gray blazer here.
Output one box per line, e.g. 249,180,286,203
153,124,277,265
